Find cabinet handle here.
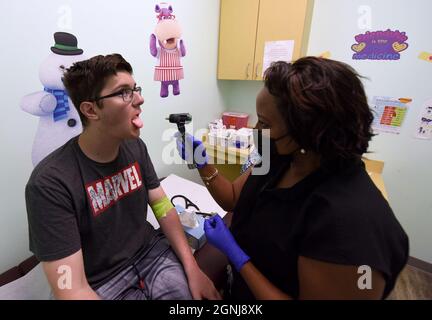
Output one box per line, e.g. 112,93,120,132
255,63,261,79
245,63,251,79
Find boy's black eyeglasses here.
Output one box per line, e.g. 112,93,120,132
95,86,142,103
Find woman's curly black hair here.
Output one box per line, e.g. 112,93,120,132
264,57,375,165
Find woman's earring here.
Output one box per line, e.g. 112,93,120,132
300,148,307,155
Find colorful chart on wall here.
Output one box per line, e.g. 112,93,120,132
414,99,432,140
351,29,409,61
371,96,411,134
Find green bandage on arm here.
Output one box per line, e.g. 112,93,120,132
150,196,174,220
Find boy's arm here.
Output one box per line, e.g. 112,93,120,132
148,186,220,300
42,249,101,300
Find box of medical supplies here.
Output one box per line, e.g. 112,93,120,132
182,215,206,250
175,205,207,250
232,128,253,149
222,112,249,130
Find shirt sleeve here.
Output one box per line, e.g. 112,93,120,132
137,139,160,190
25,179,81,262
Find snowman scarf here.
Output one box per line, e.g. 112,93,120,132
44,88,70,122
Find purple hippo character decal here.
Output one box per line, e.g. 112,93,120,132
150,2,186,98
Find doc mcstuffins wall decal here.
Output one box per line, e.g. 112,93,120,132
351,29,409,61
414,99,432,140
20,32,85,166
318,51,331,59
418,52,432,63
150,2,186,98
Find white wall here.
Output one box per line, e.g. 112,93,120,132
221,0,432,264
0,0,224,273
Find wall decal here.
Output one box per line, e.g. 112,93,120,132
352,29,408,60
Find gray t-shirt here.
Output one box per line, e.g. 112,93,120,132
25,136,160,288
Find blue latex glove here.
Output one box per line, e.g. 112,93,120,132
204,214,250,272
174,132,208,169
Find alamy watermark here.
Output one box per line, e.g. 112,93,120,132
57,5,73,30
57,265,72,290
357,265,373,290
161,127,270,176
357,5,372,30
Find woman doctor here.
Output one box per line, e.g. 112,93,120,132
176,57,408,300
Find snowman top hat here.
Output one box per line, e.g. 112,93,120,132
50,32,83,56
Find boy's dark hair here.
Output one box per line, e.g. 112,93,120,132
62,54,133,127
264,57,374,166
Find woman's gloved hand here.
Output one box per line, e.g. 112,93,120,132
174,132,208,169
204,214,250,272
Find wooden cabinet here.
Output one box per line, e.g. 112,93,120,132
217,0,314,80
217,0,260,80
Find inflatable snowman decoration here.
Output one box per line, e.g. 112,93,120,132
21,32,85,166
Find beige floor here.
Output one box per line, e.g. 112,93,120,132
387,265,432,300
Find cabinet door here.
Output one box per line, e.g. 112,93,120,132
218,0,260,80
253,0,312,80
